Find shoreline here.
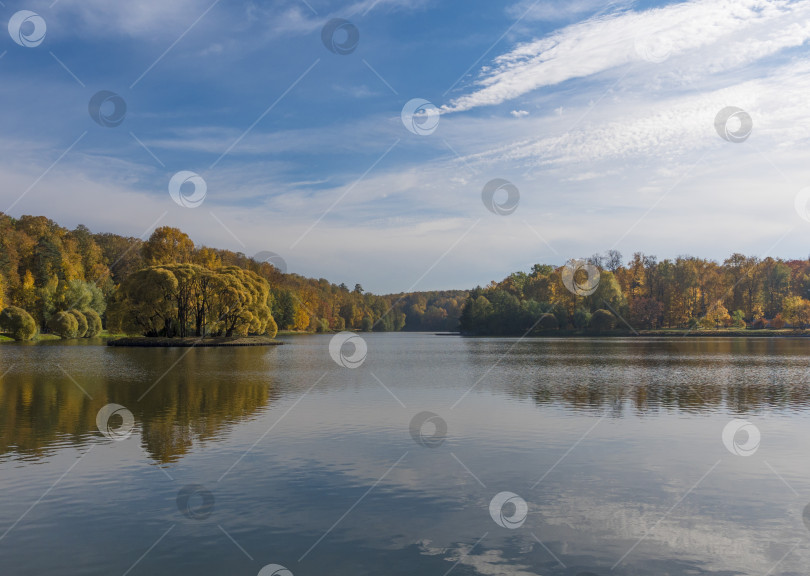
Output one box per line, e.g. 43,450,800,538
457,329,810,338
106,336,283,347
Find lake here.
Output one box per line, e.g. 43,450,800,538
1,334,809,576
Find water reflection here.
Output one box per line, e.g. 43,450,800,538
3,337,810,463
1,335,810,576
0,345,277,462
465,337,810,414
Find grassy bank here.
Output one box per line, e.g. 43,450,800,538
0,333,61,343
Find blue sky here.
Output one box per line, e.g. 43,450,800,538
2,0,810,293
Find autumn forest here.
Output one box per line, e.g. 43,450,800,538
1,213,810,340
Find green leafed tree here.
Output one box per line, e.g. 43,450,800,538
83,308,103,337
573,308,592,330
60,280,106,316
782,296,810,329
47,310,79,339
142,227,195,266
68,309,88,337
589,309,617,332
107,267,179,337
109,264,274,338
0,306,37,341
265,316,279,338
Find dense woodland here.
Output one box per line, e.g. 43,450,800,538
460,250,810,335
0,213,465,339
2,214,810,340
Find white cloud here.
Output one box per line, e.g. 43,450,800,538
455,57,810,171
444,0,810,113
506,0,633,22
7,0,810,293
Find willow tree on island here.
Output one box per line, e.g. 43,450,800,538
107,264,275,338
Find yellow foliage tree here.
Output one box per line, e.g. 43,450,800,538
782,296,810,329
293,307,310,331
699,302,731,329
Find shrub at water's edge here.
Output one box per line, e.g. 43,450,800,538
83,309,103,338
48,311,79,339
68,309,88,338
590,309,617,332
265,316,278,339
0,306,37,341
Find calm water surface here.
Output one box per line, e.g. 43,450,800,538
1,334,810,576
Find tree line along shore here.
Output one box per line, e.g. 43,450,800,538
458,252,810,336
1,214,810,342
0,213,465,342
